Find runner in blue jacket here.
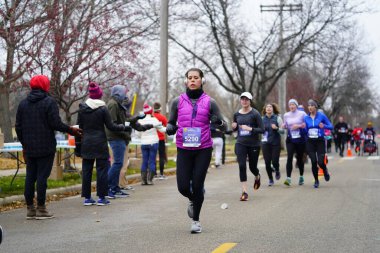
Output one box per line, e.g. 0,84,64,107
304,99,333,188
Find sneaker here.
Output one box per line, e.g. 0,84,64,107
83,198,96,206
284,178,291,186
0,225,3,245
240,192,248,201
36,205,54,220
120,186,135,191
268,179,274,186
114,190,129,198
275,171,281,180
107,189,116,199
97,198,110,206
314,182,320,188
324,169,330,182
298,176,304,185
26,205,36,220
187,201,194,219
253,174,261,190
191,221,202,234
159,175,167,180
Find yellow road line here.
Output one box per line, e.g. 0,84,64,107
211,243,237,253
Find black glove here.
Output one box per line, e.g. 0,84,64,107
142,124,154,131
128,112,146,124
124,125,132,134
210,115,223,125
166,124,178,135
69,126,83,137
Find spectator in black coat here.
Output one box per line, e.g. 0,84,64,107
77,82,132,206
15,75,82,220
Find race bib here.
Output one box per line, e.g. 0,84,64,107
183,127,201,147
262,131,268,142
290,130,301,139
308,128,319,138
339,127,346,133
239,127,251,136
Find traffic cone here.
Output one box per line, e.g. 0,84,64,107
318,166,324,177
347,141,353,157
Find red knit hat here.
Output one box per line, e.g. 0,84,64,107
88,82,103,99
30,75,50,92
143,103,153,114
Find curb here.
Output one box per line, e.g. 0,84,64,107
0,167,177,206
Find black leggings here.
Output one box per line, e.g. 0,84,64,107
158,140,166,175
235,143,260,182
336,136,346,154
306,138,328,183
286,140,305,177
176,147,212,221
262,144,281,181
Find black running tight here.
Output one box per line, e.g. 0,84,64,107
235,143,260,182
286,140,305,177
306,138,328,183
176,147,212,222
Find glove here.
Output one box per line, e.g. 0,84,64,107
124,125,132,134
142,124,154,131
166,124,178,135
210,115,223,125
153,122,163,128
137,111,146,120
69,126,83,137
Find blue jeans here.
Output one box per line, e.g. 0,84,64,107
108,140,126,192
141,143,159,173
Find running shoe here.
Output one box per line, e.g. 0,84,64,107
275,170,281,180
114,190,129,198
120,186,135,191
83,198,96,206
268,179,274,186
97,198,110,206
324,169,330,182
253,174,261,190
313,182,319,188
187,201,194,219
298,176,304,185
240,192,248,201
284,178,291,186
191,221,202,234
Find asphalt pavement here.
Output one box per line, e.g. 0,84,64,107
0,153,379,253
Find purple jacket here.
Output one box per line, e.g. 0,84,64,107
176,93,213,150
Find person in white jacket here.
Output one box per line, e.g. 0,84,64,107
137,103,166,185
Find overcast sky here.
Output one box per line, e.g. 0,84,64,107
240,0,380,93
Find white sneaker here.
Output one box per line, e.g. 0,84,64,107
159,175,167,180
191,221,202,233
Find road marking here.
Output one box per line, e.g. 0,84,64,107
367,156,380,160
360,178,380,181
212,243,237,253
342,157,356,160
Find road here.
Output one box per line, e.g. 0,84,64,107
0,154,379,253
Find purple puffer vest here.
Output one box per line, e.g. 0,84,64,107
176,92,212,150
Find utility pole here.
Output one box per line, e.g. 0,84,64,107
160,0,169,115
260,1,302,115
261,1,302,148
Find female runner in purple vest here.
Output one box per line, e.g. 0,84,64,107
166,68,224,234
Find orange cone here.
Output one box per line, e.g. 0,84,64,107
347,141,353,157
318,166,324,177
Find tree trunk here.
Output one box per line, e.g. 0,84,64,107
0,85,14,142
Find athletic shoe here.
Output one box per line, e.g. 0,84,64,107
97,198,110,206
120,186,135,191
275,171,281,180
253,174,261,190
324,169,330,182
83,198,96,206
107,189,116,199
284,178,291,186
314,182,319,188
298,176,304,185
187,201,194,218
159,175,167,180
114,190,129,198
240,192,248,201
268,179,274,186
191,221,202,234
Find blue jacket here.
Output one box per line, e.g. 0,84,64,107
304,112,333,140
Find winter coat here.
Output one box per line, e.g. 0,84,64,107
15,89,71,157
